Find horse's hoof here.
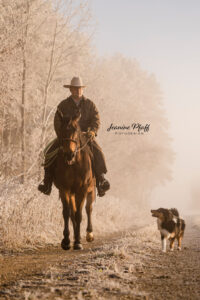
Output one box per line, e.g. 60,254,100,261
61,239,71,250
73,243,83,250
86,232,94,242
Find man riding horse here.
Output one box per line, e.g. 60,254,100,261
38,76,110,197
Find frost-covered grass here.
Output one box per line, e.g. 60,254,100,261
0,180,63,250
0,180,152,250
191,215,200,230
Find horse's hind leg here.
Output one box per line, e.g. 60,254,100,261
60,191,71,250
86,189,95,242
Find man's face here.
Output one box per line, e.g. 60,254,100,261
70,86,84,100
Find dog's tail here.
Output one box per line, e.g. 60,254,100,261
170,208,179,217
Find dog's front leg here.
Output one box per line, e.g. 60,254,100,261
161,235,167,252
169,237,175,251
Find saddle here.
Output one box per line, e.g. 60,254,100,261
42,138,59,168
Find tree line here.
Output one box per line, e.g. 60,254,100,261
0,0,174,202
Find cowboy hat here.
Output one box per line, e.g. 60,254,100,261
63,76,86,88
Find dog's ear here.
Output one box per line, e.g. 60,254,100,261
158,208,172,221
170,208,179,217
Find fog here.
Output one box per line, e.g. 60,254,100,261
150,78,200,215
92,0,200,216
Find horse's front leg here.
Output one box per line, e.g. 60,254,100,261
73,191,86,250
86,188,95,242
69,193,77,246
60,190,71,250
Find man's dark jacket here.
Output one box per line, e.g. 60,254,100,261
53,95,107,175
54,95,100,137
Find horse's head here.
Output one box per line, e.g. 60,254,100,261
59,110,81,165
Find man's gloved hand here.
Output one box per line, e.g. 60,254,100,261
86,130,95,140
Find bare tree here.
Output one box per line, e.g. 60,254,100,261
0,0,93,181
20,1,30,183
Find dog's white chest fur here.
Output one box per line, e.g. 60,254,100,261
157,219,175,238
157,219,175,252
157,219,168,235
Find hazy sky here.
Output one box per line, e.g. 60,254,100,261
91,0,200,212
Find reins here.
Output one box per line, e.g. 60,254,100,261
77,135,93,152
42,134,92,168
60,134,93,154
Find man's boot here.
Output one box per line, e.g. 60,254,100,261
96,174,110,197
38,168,53,196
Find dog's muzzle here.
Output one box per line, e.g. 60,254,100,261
151,210,157,217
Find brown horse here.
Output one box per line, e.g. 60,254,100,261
53,111,95,250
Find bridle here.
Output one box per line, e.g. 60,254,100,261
60,134,93,165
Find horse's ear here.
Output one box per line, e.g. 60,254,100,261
72,110,81,122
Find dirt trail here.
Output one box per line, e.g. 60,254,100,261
0,217,199,299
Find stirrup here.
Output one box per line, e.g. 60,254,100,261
97,178,110,197
97,188,106,197
38,182,52,195
99,179,110,191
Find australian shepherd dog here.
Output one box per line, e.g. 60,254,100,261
151,208,186,252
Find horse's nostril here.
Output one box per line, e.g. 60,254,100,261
66,152,74,161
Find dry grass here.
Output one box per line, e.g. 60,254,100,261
0,180,151,251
